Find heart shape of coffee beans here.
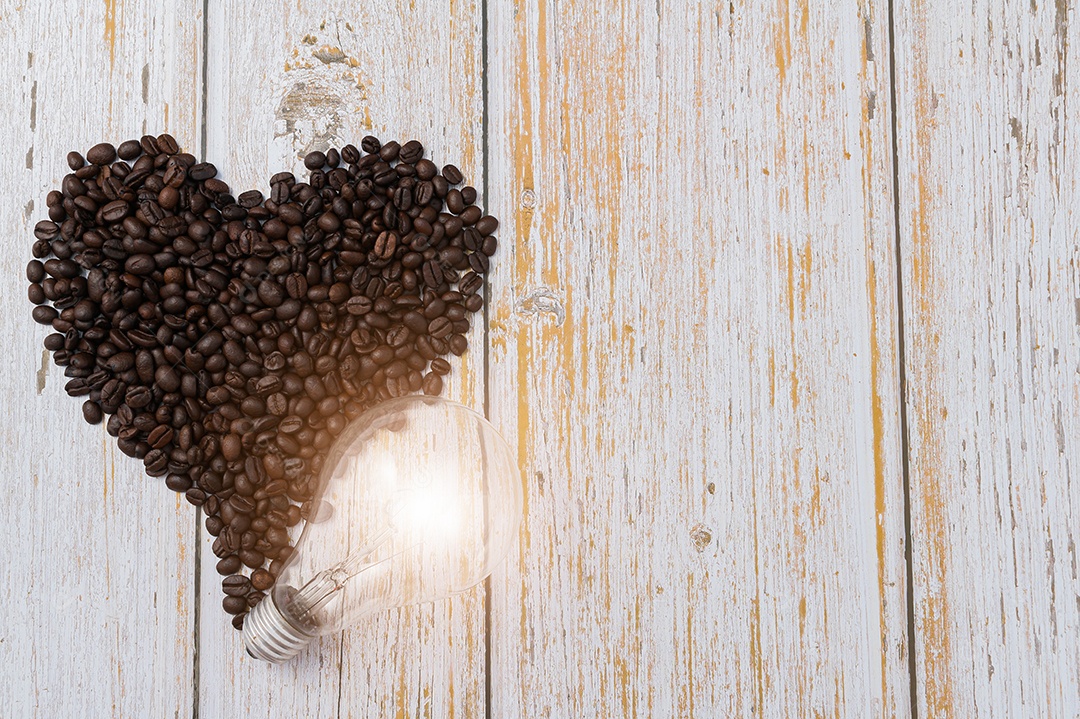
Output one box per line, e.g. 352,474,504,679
26,133,499,629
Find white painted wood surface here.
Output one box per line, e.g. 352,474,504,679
0,1,202,717
485,0,911,716
0,0,1076,717
893,2,1080,717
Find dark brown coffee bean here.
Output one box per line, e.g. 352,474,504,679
117,140,142,160
379,140,401,161
422,372,443,395
223,575,251,597
222,596,248,615
86,142,116,165
449,333,468,355
399,140,424,164
446,188,465,214
251,569,275,591
345,296,373,316
215,556,241,575
156,133,180,154
266,392,288,416
428,316,452,339
374,230,398,260
239,549,264,569
82,400,103,424
475,215,499,235
442,164,463,185
221,433,242,461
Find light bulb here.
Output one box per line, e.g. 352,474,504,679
243,395,522,663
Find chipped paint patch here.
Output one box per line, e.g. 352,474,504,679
274,79,348,156
515,287,566,326
37,349,49,393
313,45,346,64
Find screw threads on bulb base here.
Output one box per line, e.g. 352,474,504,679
243,594,314,663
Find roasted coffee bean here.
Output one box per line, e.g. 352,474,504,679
251,568,275,591
216,555,242,575
223,575,251,597
239,549,264,569
156,133,180,154
82,400,103,424
442,164,463,185
475,215,499,236
422,372,443,395
428,316,453,339
117,140,142,160
222,596,248,614
86,142,116,165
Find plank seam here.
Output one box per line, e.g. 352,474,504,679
885,1,920,717
192,0,210,715
479,0,493,715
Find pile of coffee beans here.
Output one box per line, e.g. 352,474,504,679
26,133,498,629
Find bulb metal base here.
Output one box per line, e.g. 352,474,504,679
243,594,314,663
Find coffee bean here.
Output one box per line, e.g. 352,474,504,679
156,133,180,154
428,316,452,339
374,231,398,260
449,334,469,355
117,140,142,160
32,306,58,325
475,215,499,235
101,199,129,223
251,568,275,591
216,555,241,575
222,595,248,615
442,164,463,185
422,372,443,395
239,549,264,569
86,142,116,165
82,400,103,424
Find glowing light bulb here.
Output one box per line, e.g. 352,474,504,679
243,395,522,663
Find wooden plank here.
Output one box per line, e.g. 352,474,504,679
894,2,1080,716
486,0,911,716
0,0,202,716
197,3,487,716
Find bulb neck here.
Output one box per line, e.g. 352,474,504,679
243,592,315,663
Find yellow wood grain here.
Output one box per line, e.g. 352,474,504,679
894,1,1080,716
196,3,488,717
0,0,202,716
486,1,911,716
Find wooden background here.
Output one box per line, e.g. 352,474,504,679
0,0,1076,716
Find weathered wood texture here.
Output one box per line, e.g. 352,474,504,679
6,0,1080,716
485,1,911,717
197,2,488,717
0,0,202,717
894,2,1080,717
